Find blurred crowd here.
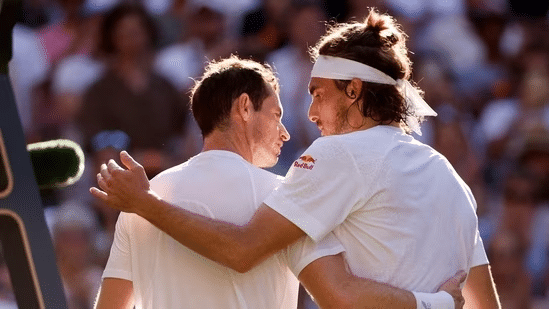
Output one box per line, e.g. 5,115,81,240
1,0,549,308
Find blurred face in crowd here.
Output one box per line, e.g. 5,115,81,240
265,0,290,21
520,70,549,108
112,13,151,57
54,227,92,269
250,85,290,168
190,7,225,45
289,5,325,50
58,0,84,17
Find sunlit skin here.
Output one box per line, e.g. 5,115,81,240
250,87,290,168
308,77,381,136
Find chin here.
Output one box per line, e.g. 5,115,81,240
259,157,278,169
265,159,279,168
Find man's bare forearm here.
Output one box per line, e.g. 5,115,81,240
463,264,501,309
94,278,134,309
134,191,260,272
92,154,305,272
341,277,417,309
299,254,416,309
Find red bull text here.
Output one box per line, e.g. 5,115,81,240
295,155,316,170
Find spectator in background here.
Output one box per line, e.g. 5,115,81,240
154,0,237,160
479,43,549,194
265,0,326,174
153,0,188,48
26,0,108,146
238,0,291,62
76,3,186,234
491,142,549,306
37,0,97,66
154,0,233,94
488,230,532,309
9,23,50,140
518,129,549,300
44,0,120,146
52,200,103,309
77,3,186,179
497,169,539,253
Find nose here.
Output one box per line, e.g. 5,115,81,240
308,101,318,123
280,123,290,142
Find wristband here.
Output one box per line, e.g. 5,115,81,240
412,291,454,309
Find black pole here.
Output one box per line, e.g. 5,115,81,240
0,1,69,307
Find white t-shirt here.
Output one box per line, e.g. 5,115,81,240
265,125,489,293
103,150,344,309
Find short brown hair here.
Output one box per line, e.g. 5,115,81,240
310,8,418,127
190,55,279,137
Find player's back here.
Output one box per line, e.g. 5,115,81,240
264,124,483,293
107,150,298,308
338,125,479,292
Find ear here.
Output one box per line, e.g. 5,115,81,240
235,93,253,122
346,78,363,100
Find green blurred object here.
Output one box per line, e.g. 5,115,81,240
27,140,85,189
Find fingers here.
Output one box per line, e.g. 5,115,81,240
456,270,467,285
97,173,109,192
100,163,111,184
449,270,467,288
441,270,467,288
107,159,124,172
90,187,108,202
120,151,143,171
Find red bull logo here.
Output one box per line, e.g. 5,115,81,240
299,155,316,163
294,155,316,170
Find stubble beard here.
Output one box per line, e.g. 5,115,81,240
251,122,277,168
333,98,352,135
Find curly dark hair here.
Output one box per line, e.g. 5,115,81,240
190,55,279,137
310,8,420,127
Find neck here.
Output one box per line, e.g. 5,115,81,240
201,128,252,163
345,103,402,133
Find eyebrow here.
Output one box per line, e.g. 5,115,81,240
308,85,317,95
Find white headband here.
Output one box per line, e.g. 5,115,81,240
311,55,437,135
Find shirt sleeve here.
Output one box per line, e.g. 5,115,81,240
471,229,489,267
102,212,133,281
264,137,365,242
284,232,345,277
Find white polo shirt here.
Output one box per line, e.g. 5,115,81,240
265,125,489,293
103,151,344,309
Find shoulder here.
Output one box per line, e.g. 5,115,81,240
287,136,358,174
305,134,361,162
304,128,407,170
150,163,187,187
252,166,282,186
307,135,345,153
